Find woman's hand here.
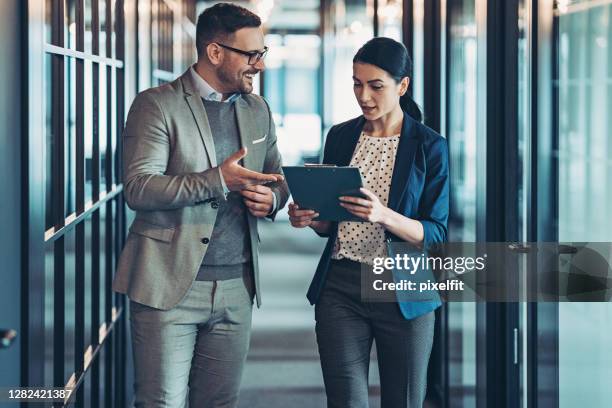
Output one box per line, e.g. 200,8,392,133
339,188,390,224
288,202,331,234
288,202,318,227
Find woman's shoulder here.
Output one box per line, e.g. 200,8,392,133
405,116,447,157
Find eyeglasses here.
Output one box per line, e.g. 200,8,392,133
216,43,269,65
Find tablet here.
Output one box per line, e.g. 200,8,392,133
282,165,365,222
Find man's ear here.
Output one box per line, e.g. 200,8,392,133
206,43,223,66
399,77,410,96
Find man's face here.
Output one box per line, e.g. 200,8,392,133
217,27,266,94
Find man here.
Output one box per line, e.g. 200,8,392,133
113,3,289,407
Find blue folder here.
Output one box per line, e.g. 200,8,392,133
282,165,365,222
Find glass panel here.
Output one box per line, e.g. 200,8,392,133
447,0,477,243
84,215,93,352
110,0,117,59
45,53,54,229
65,0,77,50
64,229,76,384
413,0,425,106
518,2,530,406
66,56,77,217
99,204,107,326
331,0,374,124
44,240,55,387
45,0,53,44
85,0,93,54
448,303,477,407
111,67,118,186
100,65,108,192
556,2,612,407
378,0,403,41
446,1,477,406
85,60,94,204
99,0,107,57
264,34,322,165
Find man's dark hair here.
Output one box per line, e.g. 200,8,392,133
196,3,262,58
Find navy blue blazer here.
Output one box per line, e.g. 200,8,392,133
306,112,450,320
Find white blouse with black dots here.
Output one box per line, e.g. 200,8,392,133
331,131,400,265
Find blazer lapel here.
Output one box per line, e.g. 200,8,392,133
387,113,419,211
337,117,366,166
182,73,217,167
235,97,257,170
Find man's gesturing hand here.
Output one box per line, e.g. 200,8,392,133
219,147,284,191
240,185,276,217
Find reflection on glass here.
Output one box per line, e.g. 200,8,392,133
447,1,477,407
556,2,612,407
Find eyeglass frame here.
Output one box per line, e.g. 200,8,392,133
215,43,269,65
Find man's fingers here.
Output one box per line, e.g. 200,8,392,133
243,198,269,212
243,184,272,194
240,190,267,202
239,167,283,184
227,147,248,163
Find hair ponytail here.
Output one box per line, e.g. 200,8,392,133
400,93,423,123
354,37,424,123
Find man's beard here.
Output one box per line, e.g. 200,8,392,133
217,63,256,95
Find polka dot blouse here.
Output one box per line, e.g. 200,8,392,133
332,131,400,265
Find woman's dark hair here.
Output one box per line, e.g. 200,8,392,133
196,3,262,58
353,37,423,122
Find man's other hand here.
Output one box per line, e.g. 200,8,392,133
220,147,283,191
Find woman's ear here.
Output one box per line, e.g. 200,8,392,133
399,77,410,96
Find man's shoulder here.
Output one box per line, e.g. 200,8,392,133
239,93,270,112
131,78,184,108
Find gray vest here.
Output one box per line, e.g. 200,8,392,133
196,99,252,280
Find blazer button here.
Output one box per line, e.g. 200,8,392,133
211,201,219,209
201,237,210,244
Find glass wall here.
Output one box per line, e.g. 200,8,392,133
446,1,478,406
555,1,612,407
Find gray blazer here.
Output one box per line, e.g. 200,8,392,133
113,69,289,310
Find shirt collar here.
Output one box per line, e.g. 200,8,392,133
189,65,240,103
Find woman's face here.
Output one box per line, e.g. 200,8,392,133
352,62,408,121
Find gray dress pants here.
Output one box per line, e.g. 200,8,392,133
315,259,435,408
129,276,253,408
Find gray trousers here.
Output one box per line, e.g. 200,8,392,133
129,276,253,408
315,259,435,408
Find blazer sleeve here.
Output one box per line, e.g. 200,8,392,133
261,98,290,221
122,91,226,211
418,136,450,249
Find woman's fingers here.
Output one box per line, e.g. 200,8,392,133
339,196,372,207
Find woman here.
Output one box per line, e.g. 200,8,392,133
288,37,449,407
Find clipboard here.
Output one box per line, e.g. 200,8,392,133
282,165,365,222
